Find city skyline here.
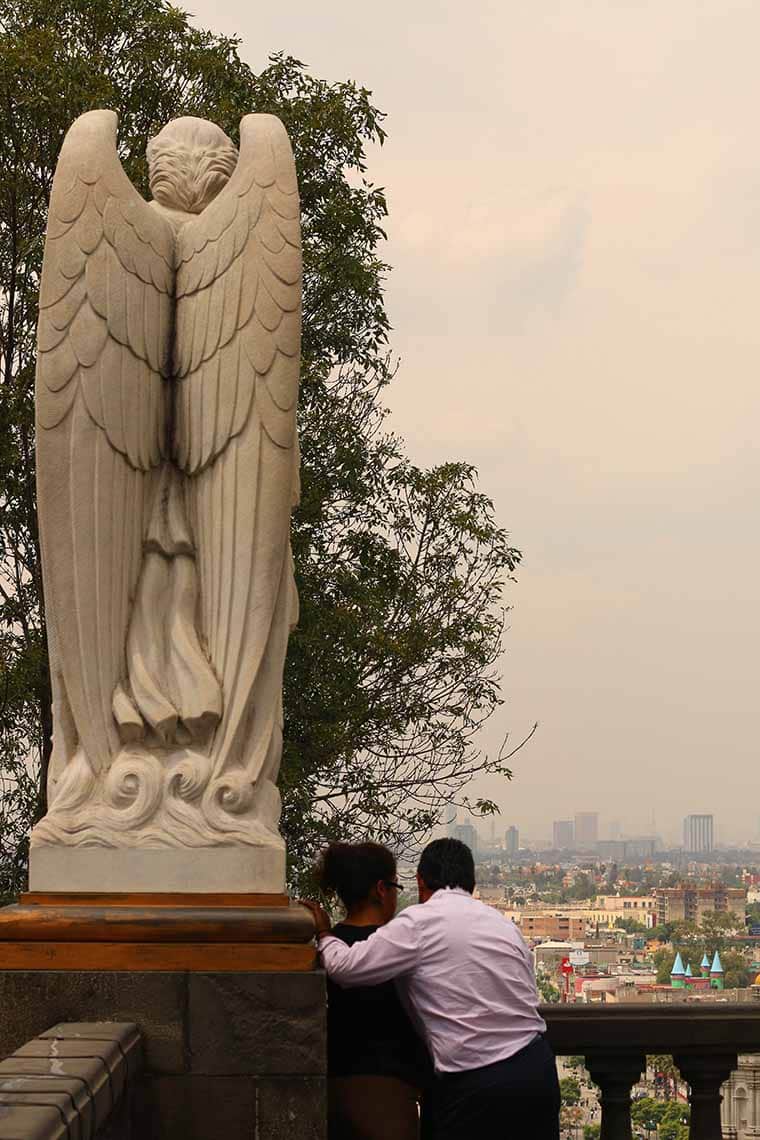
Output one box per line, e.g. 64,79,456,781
456,808,760,854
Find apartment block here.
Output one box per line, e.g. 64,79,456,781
654,886,746,926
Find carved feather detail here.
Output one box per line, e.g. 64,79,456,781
173,114,301,793
173,114,301,474
36,109,174,777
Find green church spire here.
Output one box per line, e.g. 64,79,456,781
671,952,685,988
710,950,724,990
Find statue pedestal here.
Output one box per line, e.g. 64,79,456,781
0,894,325,1136
29,843,287,894
0,952,326,1139
0,892,316,971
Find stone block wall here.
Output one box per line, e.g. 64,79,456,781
0,971,326,1140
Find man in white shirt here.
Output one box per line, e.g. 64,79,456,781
305,838,560,1139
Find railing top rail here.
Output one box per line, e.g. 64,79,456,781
542,1002,760,1054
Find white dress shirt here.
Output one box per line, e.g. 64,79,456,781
319,887,546,1073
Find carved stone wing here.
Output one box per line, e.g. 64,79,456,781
173,114,301,809
173,113,300,471
37,109,174,779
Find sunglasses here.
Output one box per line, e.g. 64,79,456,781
383,880,404,892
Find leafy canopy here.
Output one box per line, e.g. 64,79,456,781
559,1076,581,1106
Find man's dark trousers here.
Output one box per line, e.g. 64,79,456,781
433,1034,560,1139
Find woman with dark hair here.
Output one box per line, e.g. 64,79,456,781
317,841,431,1140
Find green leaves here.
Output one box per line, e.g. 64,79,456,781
631,1095,667,1129
537,973,561,1003
559,1076,581,1106
283,446,522,886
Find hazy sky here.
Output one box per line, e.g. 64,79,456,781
190,0,760,845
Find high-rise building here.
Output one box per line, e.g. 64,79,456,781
683,814,714,853
505,826,519,856
552,820,574,849
452,822,478,855
441,806,457,833
624,836,658,859
574,812,599,849
596,840,626,862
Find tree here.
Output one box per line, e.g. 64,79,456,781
560,1104,583,1136
648,1056,681,1101
563,874,595,901
653,949,676,986
559,1076,581,1106
717,947,752,989
537,974,561,1004
0,0,524,892
614,917,648,934
630,1097,666,1133
699,908,741,948
583,1126,600,1140
658,1102,690,1140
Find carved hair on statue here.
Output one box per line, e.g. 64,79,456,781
147,116,238,214
316,841,396,908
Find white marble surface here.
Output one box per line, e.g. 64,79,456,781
29,843,286,894
30,109,301,893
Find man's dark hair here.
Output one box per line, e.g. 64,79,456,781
417,838,475,893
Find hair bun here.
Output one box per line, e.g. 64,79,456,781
315,841,396,908
318,842,354,892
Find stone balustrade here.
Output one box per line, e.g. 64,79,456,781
1,1002,756,1138
0,1022,141,1139
543,1003,760,1140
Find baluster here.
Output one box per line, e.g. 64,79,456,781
673,1051,737,1140
585,1052,645,1140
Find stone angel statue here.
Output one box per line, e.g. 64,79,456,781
29,110,301,892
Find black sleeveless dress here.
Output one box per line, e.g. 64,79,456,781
326,922,432,1088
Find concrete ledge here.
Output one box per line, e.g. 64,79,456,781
0,1022,141,1140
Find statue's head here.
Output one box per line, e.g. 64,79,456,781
147,117,238,214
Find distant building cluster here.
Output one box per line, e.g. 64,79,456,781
445,809,730,860
441,805,760,1140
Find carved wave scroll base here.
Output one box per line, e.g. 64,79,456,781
29,746,286,893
